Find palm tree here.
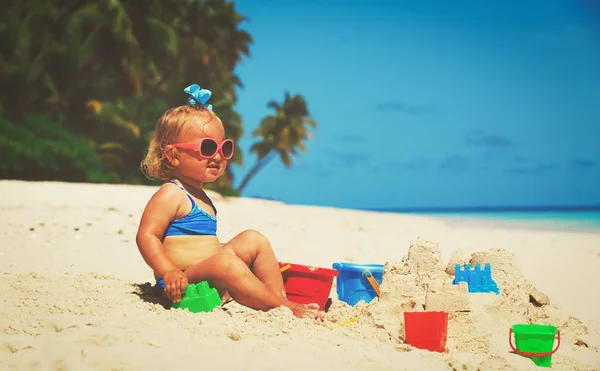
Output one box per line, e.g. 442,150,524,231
236,92,317,195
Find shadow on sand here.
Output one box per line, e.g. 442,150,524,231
130,282,172,310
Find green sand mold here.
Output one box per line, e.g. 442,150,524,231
172,281,221,313
510,324,560,368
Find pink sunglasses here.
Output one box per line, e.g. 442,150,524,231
173,138,235,160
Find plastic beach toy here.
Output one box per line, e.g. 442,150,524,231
404,311,448,353
364,269,381,297
278,262,338,311
509,324,560,368
339,316,359,326
453,263,499,294
171,281,221,313
280,264,291,272
332,262,383,306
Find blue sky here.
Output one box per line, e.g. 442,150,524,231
228,0,600,209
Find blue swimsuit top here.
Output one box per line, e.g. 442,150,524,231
164,182,217,237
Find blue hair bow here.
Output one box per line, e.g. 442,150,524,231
184,84,213,111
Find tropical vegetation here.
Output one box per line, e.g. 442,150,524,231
0,0,317,196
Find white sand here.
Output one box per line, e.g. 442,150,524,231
1,180,599,370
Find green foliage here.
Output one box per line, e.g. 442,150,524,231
0,0,252,190
0,114,110,182
0,1,316,195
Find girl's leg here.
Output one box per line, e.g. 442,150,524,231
184,251,322,319
223,229,287,298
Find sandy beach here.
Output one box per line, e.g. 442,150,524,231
1,180,599,371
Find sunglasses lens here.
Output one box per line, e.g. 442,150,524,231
200,139,218,157
222,140,234,159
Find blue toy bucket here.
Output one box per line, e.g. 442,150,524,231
332,262,384,306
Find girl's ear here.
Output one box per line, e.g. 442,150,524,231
163,145,180,167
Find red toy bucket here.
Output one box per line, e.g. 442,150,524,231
278,262,338,310
404,311,448,352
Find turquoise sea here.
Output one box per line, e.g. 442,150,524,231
368,209,600,233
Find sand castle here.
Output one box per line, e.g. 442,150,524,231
324,238,598,370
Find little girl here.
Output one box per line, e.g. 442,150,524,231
136,84,322,319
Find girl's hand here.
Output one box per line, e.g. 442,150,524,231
163,269,188,303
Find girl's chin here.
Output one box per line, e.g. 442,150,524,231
199,176,218,183
200,172,222,183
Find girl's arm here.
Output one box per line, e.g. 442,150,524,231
136,185,183,277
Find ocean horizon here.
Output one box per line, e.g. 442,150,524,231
251,196,600,233
364,206,600,233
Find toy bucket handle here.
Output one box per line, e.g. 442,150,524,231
509,328,561,358
363,269,381,297
280,264,291,273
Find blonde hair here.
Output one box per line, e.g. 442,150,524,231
141,105,221,180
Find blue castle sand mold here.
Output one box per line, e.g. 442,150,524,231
452,263,500,295
332,262,384,306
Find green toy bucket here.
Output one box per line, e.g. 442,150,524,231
509,324,560,368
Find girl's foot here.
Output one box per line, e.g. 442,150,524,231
288,302,324,319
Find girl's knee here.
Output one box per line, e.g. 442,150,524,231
220,252,246,270
239,229,270,247
221,244,236,256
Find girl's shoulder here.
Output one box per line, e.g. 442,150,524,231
150,182,187,205
142,182,192,219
